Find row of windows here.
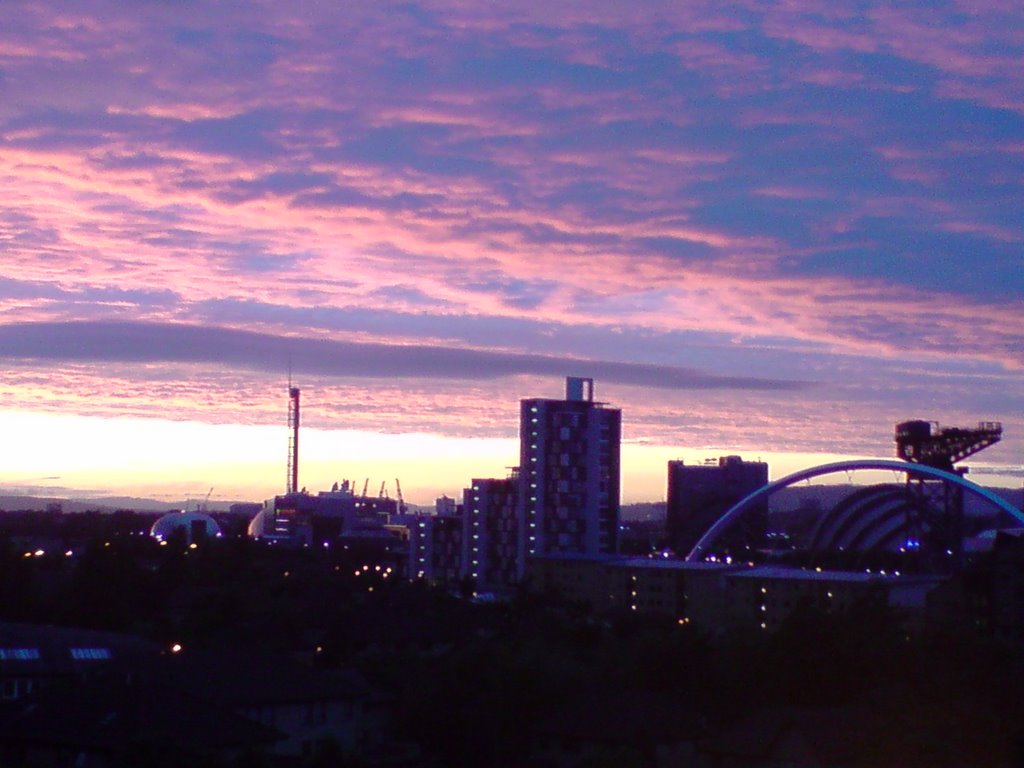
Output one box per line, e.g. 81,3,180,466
71,647,112,660
0,647,112,661
0,649,40,661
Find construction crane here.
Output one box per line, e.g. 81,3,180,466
895,419,1003,569
896,420,1002,472
395,478,408,514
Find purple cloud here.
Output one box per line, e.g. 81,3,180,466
0,321,810,392
0,0,1022,489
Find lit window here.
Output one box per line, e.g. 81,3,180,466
0,649,40,661
70,648,112,661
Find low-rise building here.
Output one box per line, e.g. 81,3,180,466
528,556,948,634
248,484,398,547
0,623,158,703
527,553,629,609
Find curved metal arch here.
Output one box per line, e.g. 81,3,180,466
686,459,1024,562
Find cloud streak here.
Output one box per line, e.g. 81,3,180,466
0,321,809,392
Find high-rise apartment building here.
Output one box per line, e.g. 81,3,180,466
518,377,621,574
667,456,768,557
410,497,464,585
463,475,520,589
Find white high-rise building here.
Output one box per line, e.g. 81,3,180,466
518,377,621,576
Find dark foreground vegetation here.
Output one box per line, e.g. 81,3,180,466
1,509,1023,767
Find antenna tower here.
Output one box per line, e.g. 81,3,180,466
287,383,300,494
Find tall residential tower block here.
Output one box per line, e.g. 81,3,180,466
518,377,621,575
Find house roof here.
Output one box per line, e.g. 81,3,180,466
0,622,159,678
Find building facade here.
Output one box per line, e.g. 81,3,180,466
408,497,464,585
667,455,769,557
527,555,940,634
518,377,621,575
463,475,520,590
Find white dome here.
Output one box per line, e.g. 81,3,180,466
247,508,271,538
150,511,222,543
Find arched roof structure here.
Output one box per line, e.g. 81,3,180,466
686,459,1024,562
808,484,920,552
150,511,222,544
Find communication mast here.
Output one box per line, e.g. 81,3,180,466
287,385,300,494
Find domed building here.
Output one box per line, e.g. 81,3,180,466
150,511,222,544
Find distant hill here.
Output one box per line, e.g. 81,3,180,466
622,502,666,521
3,483,1019,518
622,484,1022,522
0,495,250,514
0,494,438,516
0,496,123,513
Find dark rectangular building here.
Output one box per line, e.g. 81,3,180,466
463,475,520,590
667,456,768,557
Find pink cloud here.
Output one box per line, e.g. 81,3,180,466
753,185,830,200
0,0,1020,409
937,220,1022,243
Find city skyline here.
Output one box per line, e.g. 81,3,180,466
1,2,1022,504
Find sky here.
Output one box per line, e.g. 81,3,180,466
1,1,1022,506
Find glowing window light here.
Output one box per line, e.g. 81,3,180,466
70,648,111,661
0,649,40,661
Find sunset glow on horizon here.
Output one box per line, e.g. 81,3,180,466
1,2,1022,505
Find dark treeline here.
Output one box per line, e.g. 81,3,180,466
2,510,1023,767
